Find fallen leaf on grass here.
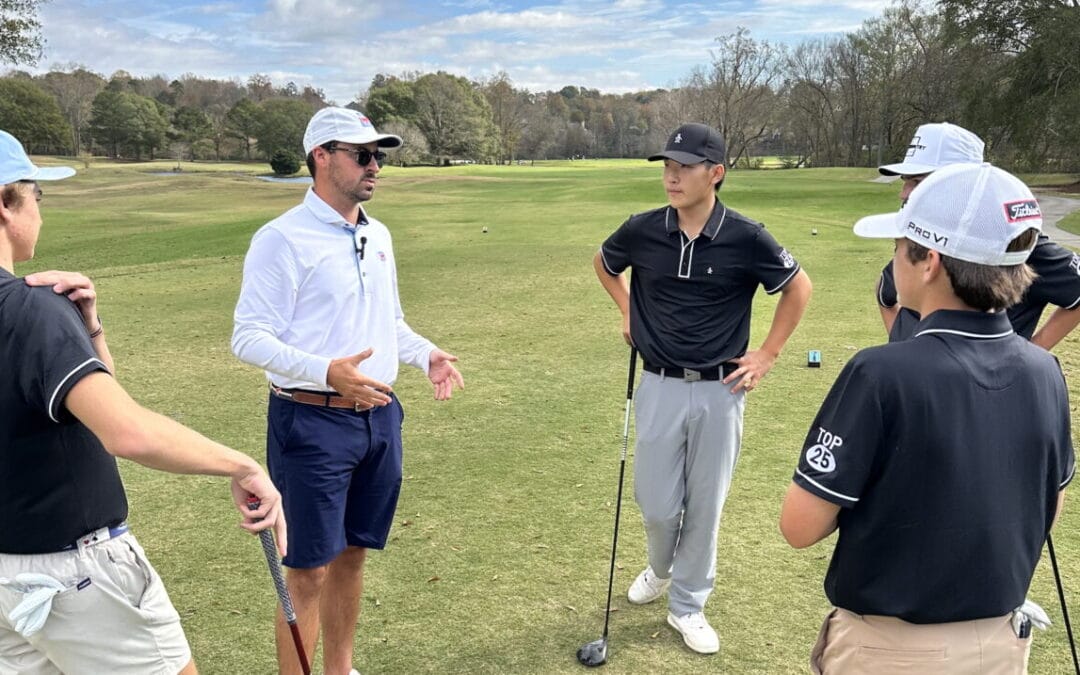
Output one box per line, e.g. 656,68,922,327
574,483,583,488
615,563,623,570
451,545,462,552
401,519,412,526
491,575,499,581
651,631,661,639
565,605,577,612
535,543,549,549
428,576,440,583
229,609,243,615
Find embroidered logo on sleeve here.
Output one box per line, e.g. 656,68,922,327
779,248,795,269
1069,254,1080,276
805,427,842,473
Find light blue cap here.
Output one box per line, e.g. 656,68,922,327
0,130,75,185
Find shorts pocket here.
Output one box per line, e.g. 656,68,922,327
270,397,300,452
107,541,153,609
857,645,947,662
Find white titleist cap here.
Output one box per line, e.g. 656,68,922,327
878,122,984,177
302,107,402,156
854,162,1042,266
0,130,75,185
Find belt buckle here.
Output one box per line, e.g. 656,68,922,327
683,369,702,382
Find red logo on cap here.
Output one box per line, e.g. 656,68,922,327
1003,199,1041,223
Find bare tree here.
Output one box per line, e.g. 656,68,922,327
39,64,105,153
682,28,783,168
482,72,528,164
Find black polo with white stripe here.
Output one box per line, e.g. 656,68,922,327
878,234,1080,341
794,309,1074,623
0,268,127,554
600,200,801,370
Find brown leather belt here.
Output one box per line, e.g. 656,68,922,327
270,385,371,412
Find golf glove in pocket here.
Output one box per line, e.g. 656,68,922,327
1011,598,1052,638
0,572,72,637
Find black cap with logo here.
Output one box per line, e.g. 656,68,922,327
648,123,726,165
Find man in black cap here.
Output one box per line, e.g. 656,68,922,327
594,122,812,653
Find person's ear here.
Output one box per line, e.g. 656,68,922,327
923,249,944,283
712,163,726,186
0,194,12,226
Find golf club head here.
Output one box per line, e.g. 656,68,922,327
577,637,607,667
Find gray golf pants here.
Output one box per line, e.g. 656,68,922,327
633,370,745,616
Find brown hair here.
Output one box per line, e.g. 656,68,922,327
305,142,335,180
0,183,29,211
904,228,1039,311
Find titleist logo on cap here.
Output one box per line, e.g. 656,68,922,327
1004,199,1041,222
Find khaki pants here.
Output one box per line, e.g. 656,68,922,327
810,608,1031,675
0,533,191,675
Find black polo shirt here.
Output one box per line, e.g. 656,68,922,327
600,200,801,369
0,268,127,554
794,310,1074,624
878,234,1080,341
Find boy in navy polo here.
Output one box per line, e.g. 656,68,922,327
781,163,1074,674
594,122,812,653
873,122,1080,347
0,132,285,674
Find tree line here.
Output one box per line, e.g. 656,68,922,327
1,0,1077,172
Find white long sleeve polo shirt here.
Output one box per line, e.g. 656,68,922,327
232,188,435,391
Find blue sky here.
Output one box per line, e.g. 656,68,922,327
37,0,891,104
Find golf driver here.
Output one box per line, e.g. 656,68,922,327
247,496,312,675
1048,533,1080,675
577,347,638,668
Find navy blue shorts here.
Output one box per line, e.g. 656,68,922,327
266,394,404,569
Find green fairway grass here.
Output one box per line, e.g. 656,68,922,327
19,158,1080,673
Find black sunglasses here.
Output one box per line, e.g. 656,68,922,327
327,144,386,168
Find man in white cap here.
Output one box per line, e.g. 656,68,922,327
0,131,286,674
232,107,464,675
874,122,1080,347
781,163,1073,673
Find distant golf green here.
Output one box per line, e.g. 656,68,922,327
21,158,1080,674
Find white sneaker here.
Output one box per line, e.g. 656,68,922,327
627,566,671,604
667,611,720,654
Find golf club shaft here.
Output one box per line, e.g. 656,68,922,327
1048,533,1080,675
601,347,638,640
247,498,312,675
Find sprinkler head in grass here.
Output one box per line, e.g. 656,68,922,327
577,637,607,667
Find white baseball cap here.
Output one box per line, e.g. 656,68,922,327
0,130,75,185
878,122,984,176
302,107,402,156
854,162,1042,266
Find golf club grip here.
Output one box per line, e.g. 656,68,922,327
245,497,299,623
258,529,298,623
625,348,638,399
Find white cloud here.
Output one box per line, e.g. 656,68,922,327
29,0,891,103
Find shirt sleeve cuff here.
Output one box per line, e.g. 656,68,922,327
307,355,333,389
